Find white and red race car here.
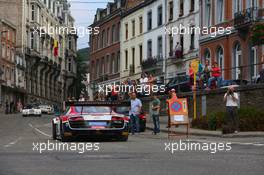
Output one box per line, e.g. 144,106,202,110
52,101,130,142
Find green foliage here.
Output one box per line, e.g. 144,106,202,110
75,48,89,98
252,24,264,46
192,108,264,131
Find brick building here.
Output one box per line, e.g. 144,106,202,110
200,0,264,81
89,0,125,95
0,19,18,112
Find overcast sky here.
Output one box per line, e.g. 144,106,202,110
69,0,114,50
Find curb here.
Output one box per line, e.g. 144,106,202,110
146,126,264,138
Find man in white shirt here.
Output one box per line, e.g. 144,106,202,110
129,92,142,135
223,86,239,133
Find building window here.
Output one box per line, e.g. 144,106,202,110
132,20,135,37
48,0,51,9
111,54,115,74
233,43,242,79
31,32,34,49
111,25,116,43
125,50,128,70
132,47,135,67
97,34,100,49
157,36,163,58
147,11,152,31
169,1,173,21
205,0,211,26
234,0,242,14
180,30,184,53
190,0,195,12
251,47,257,78
139,16,143,34
125,23,128,40
68,58,72,72
96,59,99,78
69,37,72,50
246,0,258,8
147,40,152,58
7,46,10,59
106,28,110,46
116,22,120,41
139,44,143,64
216,0,224,23
102,30,105,48
217,47,224,76
31,4,35,21
190,27,195,50
116,51,120,72
101,57,105,75
2,43,5,57
204,48,211,62
179,0,184,17
157,6,163,26
169,34,173,56
106,55,110,73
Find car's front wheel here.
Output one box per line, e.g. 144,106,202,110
60,121,70,142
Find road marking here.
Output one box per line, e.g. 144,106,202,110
29,123,51,138
4,137,22,148
188,139,264,147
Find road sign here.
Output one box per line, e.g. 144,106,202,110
167,98,189,138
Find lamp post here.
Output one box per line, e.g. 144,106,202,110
0,19,8,108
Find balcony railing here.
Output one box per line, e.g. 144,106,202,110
234,7,263,28
141,56,163,70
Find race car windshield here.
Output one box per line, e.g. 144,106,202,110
74,106,112,114
115,107,129,114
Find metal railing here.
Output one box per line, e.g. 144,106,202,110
234,7,263,27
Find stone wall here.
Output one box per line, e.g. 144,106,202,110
140,84,264,119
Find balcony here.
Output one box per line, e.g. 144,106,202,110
141,56,163,73
234,7,264,29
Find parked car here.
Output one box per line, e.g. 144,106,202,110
22,105,42,117
39,105,54,114
115,106,146,132
165,75,191,94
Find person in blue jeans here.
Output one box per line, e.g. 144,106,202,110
129,92,142,135
151,93,160,135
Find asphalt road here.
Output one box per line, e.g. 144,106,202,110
0,114,263,175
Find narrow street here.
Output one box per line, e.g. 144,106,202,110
0,114,263,175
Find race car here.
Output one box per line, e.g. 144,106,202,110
52,101,130,142
22,105,42,117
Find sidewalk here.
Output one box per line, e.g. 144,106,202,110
146,115,264,138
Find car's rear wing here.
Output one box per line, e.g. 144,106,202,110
65,101,130,107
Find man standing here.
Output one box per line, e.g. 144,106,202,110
223,86,239,134
151,93,160,134
129,92,142,135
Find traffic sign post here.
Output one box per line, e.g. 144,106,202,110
191,60,199,120
167,98,189,138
